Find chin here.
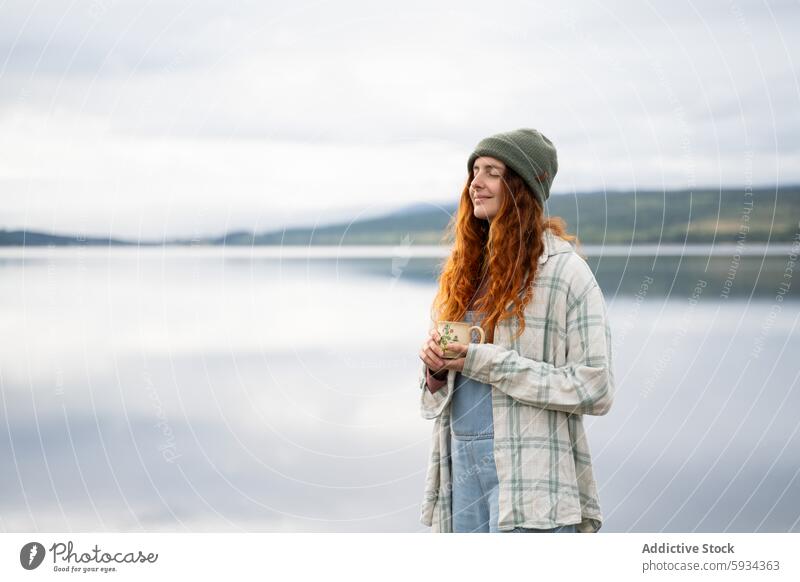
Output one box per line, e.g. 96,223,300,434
473,206,488,218
474,208,495,222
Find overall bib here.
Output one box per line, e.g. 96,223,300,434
449,310,577,533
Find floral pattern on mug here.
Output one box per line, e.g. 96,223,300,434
439,323,457,350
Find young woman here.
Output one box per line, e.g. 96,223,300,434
417,128,615,533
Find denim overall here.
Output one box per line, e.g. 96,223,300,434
449,310,577,533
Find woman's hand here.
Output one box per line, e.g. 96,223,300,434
419,329,468,374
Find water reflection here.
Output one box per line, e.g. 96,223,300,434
0,249,797,532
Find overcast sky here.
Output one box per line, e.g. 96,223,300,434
1,0,798,239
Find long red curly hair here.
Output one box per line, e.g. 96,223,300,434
432,166,581,344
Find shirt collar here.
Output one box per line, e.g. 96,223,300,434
538,228,576,265
503,229,577,311
506,228,575,309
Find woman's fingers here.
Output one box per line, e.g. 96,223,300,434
419,346,434,366
446,341,468,357
419,331,450,372
427,337,444,357
419,338,446,369
424,345,444,369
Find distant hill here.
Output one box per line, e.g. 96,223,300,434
3,185,798,246
0,230,142,246
203,185,800,246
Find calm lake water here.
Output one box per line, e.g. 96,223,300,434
1,246,798,532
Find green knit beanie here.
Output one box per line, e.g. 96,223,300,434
467,128,558,207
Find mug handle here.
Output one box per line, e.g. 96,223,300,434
469,326,485,344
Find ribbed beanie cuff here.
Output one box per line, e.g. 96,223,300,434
467,128,558,207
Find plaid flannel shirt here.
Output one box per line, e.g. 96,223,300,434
419,228,615,533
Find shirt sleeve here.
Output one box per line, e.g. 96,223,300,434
460,283,614,416
419,360,452,419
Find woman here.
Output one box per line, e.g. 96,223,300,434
417,128,615,533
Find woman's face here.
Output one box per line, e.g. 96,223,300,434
470,156,506,222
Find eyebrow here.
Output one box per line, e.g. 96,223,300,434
473,163,504,172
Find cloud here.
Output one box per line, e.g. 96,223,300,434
0,0,798,237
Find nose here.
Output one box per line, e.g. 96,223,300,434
471,173,485,193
